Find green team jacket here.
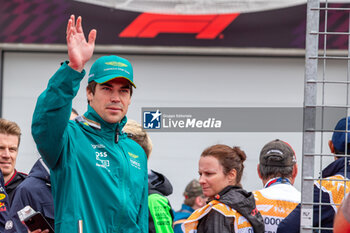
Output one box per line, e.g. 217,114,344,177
148,193,174,233
31,62,148,233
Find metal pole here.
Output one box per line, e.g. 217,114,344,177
301,0,320,232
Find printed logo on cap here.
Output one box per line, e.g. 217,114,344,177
105,62,128,67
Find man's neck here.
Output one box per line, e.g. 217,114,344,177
4,170,15,184
192,204,200,210
263,177,292,188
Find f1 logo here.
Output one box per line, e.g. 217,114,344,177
119,13,239,39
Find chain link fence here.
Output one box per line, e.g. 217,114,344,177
302,0,350,232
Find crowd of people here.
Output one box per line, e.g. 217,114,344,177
0,14,350,233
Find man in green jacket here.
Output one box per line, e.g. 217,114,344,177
31,15,148,233
123,120,174,233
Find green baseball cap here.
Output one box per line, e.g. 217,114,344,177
88,55,136,87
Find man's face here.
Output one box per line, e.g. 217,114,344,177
87,78,132,124
0,133,19,179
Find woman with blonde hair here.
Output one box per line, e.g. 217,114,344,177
183,144,264,233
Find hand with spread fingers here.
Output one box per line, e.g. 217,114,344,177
66,14,97,72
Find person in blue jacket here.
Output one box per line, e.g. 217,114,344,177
8,158,53,233
277,116,350,233
9,110,78,233
0,169,13,232
173,179,206,233
31,15,148,233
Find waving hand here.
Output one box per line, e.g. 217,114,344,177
66,15,97,72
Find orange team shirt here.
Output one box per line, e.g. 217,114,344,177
253,180,300,233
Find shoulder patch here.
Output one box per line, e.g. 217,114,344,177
75,115,101,130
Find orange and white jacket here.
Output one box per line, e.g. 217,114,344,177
182,200,254,233
183,186,264,233
253,182,300,233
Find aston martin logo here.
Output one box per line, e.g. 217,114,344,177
105,62,128,67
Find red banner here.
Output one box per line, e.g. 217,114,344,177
0,0,348,50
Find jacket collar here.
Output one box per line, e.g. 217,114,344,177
322,157,350,178
83,105,127,136
181,204,195,213
213,185,245,202
28,159,51,183
5,169,27,187
5,169,18,186
148,170,173,196
212,185,264,233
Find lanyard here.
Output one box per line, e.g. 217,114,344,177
264,177,291,188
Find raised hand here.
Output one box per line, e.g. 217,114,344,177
66,15,97,72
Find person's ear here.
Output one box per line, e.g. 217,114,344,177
127,96,131,106
228,169,237,184
329,140,335,154
195,196,202,206
86,87,94,102
257,164,263,179
195,195,207,208
291,164,298,185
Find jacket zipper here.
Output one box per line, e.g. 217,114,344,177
114,128,130,228
78,220,83,233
